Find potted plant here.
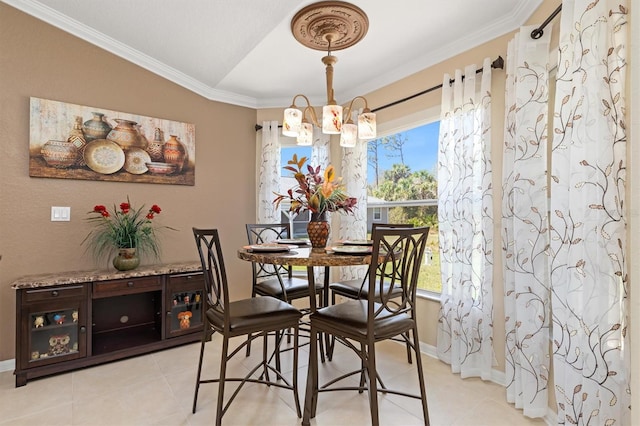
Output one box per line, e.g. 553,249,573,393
274,154,357,248
83,197,174,270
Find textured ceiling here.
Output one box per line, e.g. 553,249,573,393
5,0,542,108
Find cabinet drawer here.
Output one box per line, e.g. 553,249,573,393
93,276,161,298
23,285,86,303
168,272,203,287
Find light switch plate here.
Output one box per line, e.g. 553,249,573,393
51,206,71,221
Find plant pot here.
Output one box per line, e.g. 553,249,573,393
307,212,330,249
113,248,140,271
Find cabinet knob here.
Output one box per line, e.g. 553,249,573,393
51,290,59,297
187,275,192,280
80,326,86,333
166,311,172,316
127,281,134,287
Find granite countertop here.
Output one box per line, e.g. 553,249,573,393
11,261,202,290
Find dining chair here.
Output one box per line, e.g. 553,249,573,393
302,226,431,426
245,223,325,362
245,223,323,306
192,228,302,425
328,223,415,362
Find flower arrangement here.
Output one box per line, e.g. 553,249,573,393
273,154,357,216
83,197,174,262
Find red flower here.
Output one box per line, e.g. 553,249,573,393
93,205,107,213
101,211,110,218
120,202,130,213
150,205,162,214
146,213,155,220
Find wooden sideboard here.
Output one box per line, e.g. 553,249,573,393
11,262,204,387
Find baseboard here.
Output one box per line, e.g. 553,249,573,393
0,358,15,374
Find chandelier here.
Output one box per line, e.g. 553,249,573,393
282,1,376,147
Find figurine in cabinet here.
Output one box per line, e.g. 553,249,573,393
48,334,71,356
34,316,44,328
53,314,65,325
72,311,78,323
177,311,192,329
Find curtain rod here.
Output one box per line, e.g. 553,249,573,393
530,4,562,39
254,55,504,132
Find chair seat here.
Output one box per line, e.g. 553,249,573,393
329,278,403,300
256,276,322,300
310,299,413,341
207,296,302,335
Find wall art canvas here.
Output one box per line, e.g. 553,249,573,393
29,97,195,186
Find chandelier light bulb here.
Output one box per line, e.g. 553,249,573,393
283,107,302,137
297,121,313,146
322,104,343,134
357,112,377,140
340,122,357,147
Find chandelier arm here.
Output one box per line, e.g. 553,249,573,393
303,106,321,128
343,96,370,122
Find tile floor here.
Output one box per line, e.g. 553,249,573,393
0,335,549,425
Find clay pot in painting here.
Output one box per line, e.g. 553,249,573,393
107,119,146,150
41,140,78,169
113,248,140,271
82,112,112,142
68,116,87,167
307,212,330,249
146,127,165,162
162,135,186,173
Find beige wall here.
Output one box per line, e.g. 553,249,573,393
0,3,257,361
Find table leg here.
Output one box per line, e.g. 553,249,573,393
306,266,325,363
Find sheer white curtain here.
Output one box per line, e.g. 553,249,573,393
550,1,630,424
436,59,494,379
310,126,330,169
502,26,552,417
339,138,368,280
257,121,280,223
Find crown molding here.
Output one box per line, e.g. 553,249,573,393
2,0,260,108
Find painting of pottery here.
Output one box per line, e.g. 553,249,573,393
29,97,195,186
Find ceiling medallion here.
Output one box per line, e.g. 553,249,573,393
291,1,369,51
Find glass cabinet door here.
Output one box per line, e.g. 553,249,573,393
27,303,86,366
166,273,204,337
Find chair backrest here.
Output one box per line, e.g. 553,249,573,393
367,226,430,322
245,223,294,282
193,228,230,326
371,223,414,233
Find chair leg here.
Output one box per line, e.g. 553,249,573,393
404,332,413,364
302,327,319,426
216,336,230,426
411,327,430,425
365,341,380,426
292,325,302,418
192,337,207,414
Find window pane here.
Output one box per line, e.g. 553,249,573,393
367,121,441,293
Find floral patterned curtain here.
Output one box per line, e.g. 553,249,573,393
257,121,280,223
311,126,330,170
502,26,552,417
436,59,494,378
550,1,630,424
339,138,368,280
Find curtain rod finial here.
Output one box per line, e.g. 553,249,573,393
492,56,504,70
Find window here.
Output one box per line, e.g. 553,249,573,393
367,121,441,294
280,145,312,238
